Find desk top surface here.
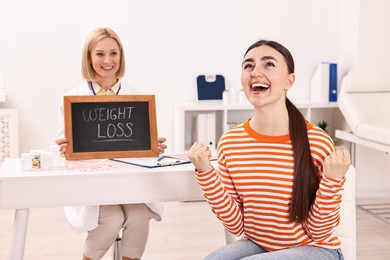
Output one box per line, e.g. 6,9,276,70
0,158,210,209
0,158,200,181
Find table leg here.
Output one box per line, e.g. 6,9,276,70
9,209,30,260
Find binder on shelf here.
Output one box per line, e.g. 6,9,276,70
193,113,216,151
310,62,338,102
329,63,337,102
197,75,225,100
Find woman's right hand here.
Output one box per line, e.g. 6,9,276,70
55,138,68,156
187,142,213,173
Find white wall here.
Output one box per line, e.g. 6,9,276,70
0,0,5,101
0,0,343,154
358,0,390,69
339,0,360,81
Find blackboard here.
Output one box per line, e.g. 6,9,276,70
64,95,158,160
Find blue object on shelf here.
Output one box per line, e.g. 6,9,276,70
197,75,225,100
329,63,338,102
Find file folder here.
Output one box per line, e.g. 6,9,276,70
193,113,216,151
329,63,338,102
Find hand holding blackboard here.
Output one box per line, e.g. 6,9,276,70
64,95,158,160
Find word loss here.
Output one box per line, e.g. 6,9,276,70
82,106,135,139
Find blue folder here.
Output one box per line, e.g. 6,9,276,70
329,63,338,102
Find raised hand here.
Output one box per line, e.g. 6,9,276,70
323,149,351,179
187,142,213,173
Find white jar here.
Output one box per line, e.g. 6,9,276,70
20,153,32,171
229,88,238,103
239,89,246,103
49,145,61,168
40,151,52,170
30,149,46,170
222,90,229,104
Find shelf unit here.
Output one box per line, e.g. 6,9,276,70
173,100,346,153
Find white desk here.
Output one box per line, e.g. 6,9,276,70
0,158,207,260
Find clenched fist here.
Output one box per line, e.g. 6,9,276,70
187,142,213,173
323,149,351,179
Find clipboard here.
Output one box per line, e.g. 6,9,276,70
197,75,225,100
110,155,192,168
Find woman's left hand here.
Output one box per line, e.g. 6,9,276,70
157,137,167,154
322,149,351,179
55,137,68,156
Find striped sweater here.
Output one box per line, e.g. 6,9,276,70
194,120,345,251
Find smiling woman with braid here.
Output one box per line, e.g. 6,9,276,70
187,40,350,260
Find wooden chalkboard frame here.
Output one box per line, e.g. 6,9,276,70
64,95,158,160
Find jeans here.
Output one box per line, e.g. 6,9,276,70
204,239,344,260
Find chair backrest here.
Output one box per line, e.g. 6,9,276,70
335,165,356,260
338,68,390,133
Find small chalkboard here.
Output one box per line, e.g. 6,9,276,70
63,95,158,160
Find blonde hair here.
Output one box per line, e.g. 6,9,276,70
81,28,125,81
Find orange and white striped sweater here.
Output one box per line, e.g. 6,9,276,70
194,120,345,251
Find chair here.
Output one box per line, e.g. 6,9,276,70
337,68,390,146
336,165,356,260
112,235,121,260
224,165,356,260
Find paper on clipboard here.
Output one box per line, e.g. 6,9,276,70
110,152,217,169
110,155,191,168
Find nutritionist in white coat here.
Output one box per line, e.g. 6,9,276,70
55,27,167,260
